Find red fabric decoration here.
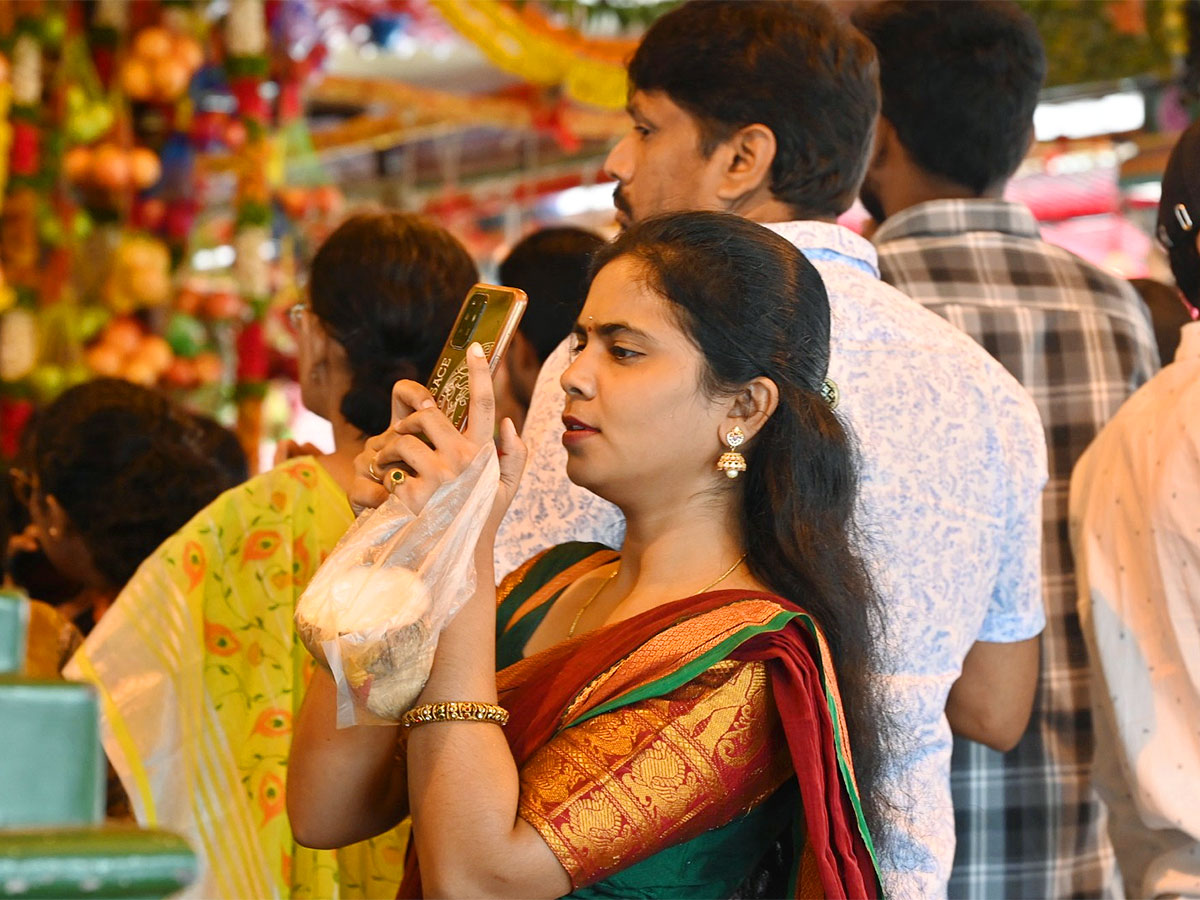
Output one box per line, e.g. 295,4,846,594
163,200,198,242
0,397,35,460
10,121,40,177
277,80,302,123
230,76,270,124
236,319,270,381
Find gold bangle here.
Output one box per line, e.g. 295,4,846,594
400,701,509,728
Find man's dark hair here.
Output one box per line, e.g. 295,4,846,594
852,0,1046,194
628,0,879,219
499,227,605,363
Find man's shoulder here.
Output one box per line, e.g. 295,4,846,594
823,260,1034,390
879,227,1143,318
1092,354,1200,454
823,263,1045,478
820,255,951,335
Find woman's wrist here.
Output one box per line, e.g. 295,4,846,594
401,701,508,728
417,594,498,702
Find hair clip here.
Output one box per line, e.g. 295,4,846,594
1176,203,1194,232
820,377,839,410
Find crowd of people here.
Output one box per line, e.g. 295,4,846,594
3,1,1197,898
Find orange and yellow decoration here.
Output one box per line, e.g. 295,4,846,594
430,0,634,109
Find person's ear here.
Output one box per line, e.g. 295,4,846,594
868,116,896,176
868,116,902,183
715,123,777,206
41,494,72,540
722,376,779,444
305,316,337,380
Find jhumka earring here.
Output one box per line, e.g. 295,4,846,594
717,426,747,478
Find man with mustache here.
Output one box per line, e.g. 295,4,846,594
494,3,1048,897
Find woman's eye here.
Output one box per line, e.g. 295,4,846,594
633,125,650,138
609,345,640,360
567,334,585,358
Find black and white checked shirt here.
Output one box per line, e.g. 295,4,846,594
874,199,1160,900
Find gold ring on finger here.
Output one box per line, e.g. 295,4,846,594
368,459,382,482
389,468,406,486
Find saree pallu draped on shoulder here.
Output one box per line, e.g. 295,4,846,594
399,544,881,899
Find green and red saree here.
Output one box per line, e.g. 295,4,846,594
401,542,881,899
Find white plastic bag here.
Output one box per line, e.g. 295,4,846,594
296,443,499,726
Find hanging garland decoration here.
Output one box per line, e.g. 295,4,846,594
0,51,13,317
0,4,74,451
224,0,274,463
4,21,48,303
0,27,27,452
429,0,633,109
308,73,626,154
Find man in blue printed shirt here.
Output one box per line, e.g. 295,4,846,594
854,2,1161,897
494,3,1048,897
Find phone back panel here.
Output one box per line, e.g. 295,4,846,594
426,283,527,430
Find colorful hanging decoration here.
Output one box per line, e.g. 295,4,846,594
0,50,15,316
223,0,273,462
429,0,633,109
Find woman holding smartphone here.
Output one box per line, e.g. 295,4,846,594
288,211,889,899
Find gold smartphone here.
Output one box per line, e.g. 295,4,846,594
426,282,527,431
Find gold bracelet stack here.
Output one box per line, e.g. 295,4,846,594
400,701,509,728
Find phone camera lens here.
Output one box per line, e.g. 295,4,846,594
451,294,488,348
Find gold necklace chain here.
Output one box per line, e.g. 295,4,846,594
567,569,616,638
567,553,748,639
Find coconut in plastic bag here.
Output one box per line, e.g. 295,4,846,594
296,443,499,726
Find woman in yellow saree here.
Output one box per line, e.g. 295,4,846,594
289,212,888,898
66,213,477,899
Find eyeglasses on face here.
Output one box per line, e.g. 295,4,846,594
287,302,308,328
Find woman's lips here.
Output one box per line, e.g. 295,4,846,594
562,415,599,445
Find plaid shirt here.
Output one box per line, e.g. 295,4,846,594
875,199,1160,899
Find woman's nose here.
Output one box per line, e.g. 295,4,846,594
561,351,594,399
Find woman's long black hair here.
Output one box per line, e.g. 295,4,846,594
591,211,890,850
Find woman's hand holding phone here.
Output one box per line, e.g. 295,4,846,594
353,343,526,527
348,433,390,516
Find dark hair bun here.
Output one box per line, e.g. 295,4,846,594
308,212,478,436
